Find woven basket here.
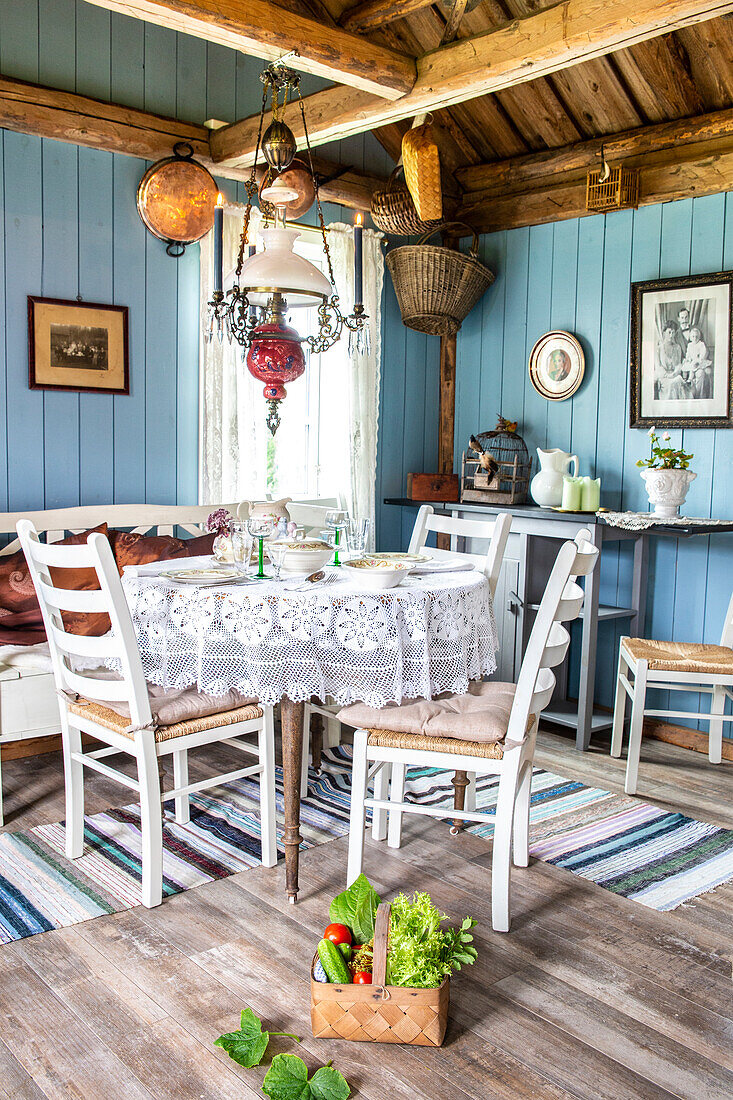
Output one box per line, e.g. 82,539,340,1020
370,166,444,237
402,123,442,223
311,902,449,1046
386,222,495,336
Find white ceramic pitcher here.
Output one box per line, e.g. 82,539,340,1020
531,448,579,507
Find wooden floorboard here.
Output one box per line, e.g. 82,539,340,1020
0,731,731,1098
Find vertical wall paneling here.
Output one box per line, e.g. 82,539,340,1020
4,132,45,511
0,133,6,512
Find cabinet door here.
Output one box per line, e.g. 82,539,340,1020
492,557,520,682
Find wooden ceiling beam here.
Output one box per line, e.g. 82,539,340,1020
211,0,733,167
0,74,385,210
340,0,436,34
456,106,733,194
456,142,733,232
82,0,416,99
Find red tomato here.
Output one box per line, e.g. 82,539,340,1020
352,971,372,985
323,923,352,946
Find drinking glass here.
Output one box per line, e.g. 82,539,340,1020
266,540,289,582
347,517,371,559
325,509,349,567
230,521,253,577
247,516,273,579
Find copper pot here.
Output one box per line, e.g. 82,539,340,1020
257,160,316,220
137,142,218,256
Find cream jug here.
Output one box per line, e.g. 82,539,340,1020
531,449,579,507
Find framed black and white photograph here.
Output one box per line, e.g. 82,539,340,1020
28,296,129,395
630,270,733,429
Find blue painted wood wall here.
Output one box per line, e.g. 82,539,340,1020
376,192,733,728
0,0,392,511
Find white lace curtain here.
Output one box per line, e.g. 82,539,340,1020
199,207,384,533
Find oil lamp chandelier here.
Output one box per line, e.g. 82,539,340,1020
207,59,369,434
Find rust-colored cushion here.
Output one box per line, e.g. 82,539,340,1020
338,681,516,744
0,524,109,644
108,530,189,571
108,529,216,572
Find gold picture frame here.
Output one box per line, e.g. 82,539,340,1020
528,330,585,401
28,296,129,395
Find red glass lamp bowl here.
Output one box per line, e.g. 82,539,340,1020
246,319,306,401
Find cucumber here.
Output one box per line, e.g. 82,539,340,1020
337,942,352,962
317,938,352,984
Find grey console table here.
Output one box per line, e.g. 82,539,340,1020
385,498,733,751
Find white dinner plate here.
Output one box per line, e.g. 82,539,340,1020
161,567,241,585
372,552,431,564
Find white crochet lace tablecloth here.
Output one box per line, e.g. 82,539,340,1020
599,511,731,531
121,567,498,707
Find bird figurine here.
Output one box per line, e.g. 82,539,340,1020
496,415,518,434
468,435,499,478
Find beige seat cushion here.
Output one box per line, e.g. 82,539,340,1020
339,681,516,744
621,637,733,677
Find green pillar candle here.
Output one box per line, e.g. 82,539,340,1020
581,476,601,511
561,476,583,511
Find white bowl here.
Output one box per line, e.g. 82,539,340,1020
268,539,332,574
342,557,413,590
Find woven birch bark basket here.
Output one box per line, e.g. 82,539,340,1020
310,902,450,1046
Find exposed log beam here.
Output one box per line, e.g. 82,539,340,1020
456,107,733,194
82,0,416,99
0,75,385,210
340,0,436,34
456,142,733,232
211,0,733,167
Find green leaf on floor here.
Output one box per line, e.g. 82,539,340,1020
214,1007,300,1069
262,1055,350,1100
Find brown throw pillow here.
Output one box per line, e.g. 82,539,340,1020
0,524,110,644
181,532,216,557
108,530,190,572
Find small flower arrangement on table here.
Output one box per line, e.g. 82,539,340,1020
636,427,696,518
636,426,693,470
206,508,235,562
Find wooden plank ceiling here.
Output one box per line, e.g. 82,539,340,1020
316,0,733,229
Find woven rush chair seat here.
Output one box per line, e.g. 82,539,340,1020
68,696,263,742
621,637,733,676
367,728,504,760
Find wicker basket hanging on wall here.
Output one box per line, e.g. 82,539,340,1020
386,222,495,336
370,165,444,237
401,121,442,223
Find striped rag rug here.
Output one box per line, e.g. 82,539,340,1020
1,747,731,943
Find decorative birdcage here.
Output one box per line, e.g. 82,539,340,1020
461,416,532,504
586,164,639,213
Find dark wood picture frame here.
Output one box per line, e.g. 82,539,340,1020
630,270,733,429
28,296,129,396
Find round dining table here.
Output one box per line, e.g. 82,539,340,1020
121,559,498,901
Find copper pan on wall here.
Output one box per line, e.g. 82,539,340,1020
137,143,218,257
256,159,316,220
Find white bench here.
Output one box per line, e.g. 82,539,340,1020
0,503,237,825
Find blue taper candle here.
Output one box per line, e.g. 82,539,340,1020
213,192,224,294
354,212,363,306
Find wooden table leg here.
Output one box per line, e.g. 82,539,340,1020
280,696,305,903
310,709,324,773
451,769,468,834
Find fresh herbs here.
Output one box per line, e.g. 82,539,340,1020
263,1055,350,1100
385,891,477,989
329,873,381,944
215,1008,349,1099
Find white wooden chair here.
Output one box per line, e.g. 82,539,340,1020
302,505,512,799
0,503,237,826
341,531,598,932
610,591,733,794
17,519,277,907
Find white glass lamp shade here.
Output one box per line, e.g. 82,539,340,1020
239,227,332,308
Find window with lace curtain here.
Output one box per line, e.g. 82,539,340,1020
200,208,383,532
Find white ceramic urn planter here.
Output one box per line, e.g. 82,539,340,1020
640,467,696,518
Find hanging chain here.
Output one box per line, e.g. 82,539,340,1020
296,85,336,290
236,83,268,278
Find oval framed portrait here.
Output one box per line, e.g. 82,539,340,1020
528,331,585,401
